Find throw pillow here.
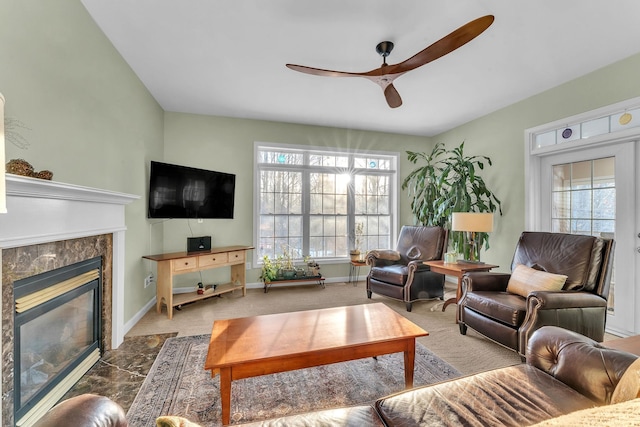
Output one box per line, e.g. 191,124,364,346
506,264,567,298
612,357,640,404
529,397,640,426
156,416,202,427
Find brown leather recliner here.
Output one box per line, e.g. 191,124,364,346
458,231,615,358
366,225,448,311
32,394,128,427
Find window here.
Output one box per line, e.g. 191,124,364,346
551,158,615,236
255,143,398,263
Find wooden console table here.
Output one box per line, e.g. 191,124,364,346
143,245,253,319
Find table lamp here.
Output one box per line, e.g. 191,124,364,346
451,212,494,263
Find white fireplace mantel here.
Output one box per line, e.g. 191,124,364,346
0,173,139,348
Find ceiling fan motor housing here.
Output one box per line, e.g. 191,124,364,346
376,41,394,58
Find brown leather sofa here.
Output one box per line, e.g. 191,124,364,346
458,231,614,358
366,225,448,311
35,326,639,427
32,393,128,427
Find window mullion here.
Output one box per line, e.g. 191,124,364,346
347,158,356,251
302,156,310,257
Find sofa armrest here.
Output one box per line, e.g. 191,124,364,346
462,272,511,292
527,290,607,309
407,259,431,271
526,326,638,405
518,292,609,357
33,394,128,427
366,249,400,267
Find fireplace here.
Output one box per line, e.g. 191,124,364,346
0,174,138,426
14,257,102,425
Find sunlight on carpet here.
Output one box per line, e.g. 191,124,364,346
127,334,460,426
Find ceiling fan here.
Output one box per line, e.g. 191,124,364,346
286,15,494,108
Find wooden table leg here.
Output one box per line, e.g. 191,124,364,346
441,276,463,311
403,339,416,388
220,367,232,425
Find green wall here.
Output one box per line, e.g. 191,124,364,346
432,52,640,270
161,113,430,287
0,0,165,322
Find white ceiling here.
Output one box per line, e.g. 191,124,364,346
81,1,640,137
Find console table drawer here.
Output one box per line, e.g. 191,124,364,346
228,250,245,264
173,257,198,272
199,253,228,267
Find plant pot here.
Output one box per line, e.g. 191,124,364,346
282,269,296,280
350,250,361,261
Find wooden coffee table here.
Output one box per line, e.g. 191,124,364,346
204,302,428,425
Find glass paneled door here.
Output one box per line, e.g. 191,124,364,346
539,142,636,336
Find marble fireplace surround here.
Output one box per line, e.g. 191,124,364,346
0,174,138,423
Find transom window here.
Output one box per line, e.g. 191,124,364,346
255,143,397,263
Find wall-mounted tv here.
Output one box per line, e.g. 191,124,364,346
148,161,236,219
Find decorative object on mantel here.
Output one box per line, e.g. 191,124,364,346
6,158,53,180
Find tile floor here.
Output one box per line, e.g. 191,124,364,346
62,333,176,412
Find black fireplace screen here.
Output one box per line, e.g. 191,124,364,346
13,257,102,421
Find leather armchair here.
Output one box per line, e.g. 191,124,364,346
33,394,128,427
366,226,448,311
458,231,615,358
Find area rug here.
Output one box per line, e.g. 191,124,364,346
127,334,461,426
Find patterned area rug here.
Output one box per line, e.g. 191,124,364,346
127,334,460,426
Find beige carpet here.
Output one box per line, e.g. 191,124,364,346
127,281,522,375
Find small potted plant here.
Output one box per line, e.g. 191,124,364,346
280,245,297,279
260,255,279,283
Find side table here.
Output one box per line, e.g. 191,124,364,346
348,260,367,286
424,260,498,322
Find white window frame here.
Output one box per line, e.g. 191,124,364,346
253,141,399,265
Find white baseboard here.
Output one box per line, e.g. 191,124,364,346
122,297,157,342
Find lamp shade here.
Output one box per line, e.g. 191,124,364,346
451,212,493,233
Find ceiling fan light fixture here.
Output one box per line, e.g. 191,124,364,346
376,41,394,58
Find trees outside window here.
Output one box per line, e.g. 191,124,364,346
255,144,398,264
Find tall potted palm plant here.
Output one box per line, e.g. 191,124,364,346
402,141,502,259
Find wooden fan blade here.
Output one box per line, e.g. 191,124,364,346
388,15,494,75
286,64,364,78
384,84,402,108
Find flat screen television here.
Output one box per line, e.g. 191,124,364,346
148,161,236,219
